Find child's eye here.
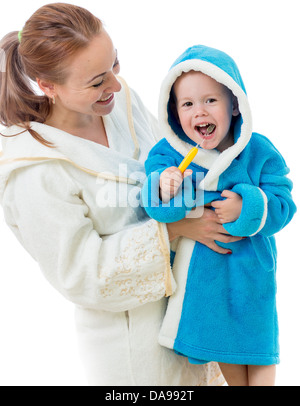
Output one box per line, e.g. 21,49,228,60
206,98,217,104
183,101,193,107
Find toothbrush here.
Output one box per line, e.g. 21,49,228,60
177,139,204,173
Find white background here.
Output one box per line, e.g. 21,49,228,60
0,0,299,386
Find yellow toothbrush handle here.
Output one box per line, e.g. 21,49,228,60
178,146,199,173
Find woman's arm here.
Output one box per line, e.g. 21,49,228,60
167,207,241,255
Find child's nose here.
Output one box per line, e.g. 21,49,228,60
194,104,208,117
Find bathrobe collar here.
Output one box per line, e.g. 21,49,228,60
0,78,146,200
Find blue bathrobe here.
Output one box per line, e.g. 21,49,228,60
141,45,296,365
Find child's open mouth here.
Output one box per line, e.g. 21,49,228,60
195,123,216,138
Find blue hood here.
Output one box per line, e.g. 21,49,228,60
170,45,247,92
158,45,252,191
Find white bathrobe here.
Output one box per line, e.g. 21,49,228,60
0,78,223,386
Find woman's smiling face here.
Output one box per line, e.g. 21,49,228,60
173,71,239,152
51,31,121,118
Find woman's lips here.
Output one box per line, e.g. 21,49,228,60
97,94,114,105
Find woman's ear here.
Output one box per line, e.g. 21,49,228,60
36,78,56,99
232,96,240,117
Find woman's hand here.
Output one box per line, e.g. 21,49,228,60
166,207,243,254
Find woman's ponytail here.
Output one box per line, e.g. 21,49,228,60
0,31,52,146
0,3,103,147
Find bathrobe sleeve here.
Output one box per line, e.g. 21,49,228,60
2,161,173,312
141,139,196,222
223,135,297,237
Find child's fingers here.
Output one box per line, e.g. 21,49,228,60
162,167,182,179
161,179,181,191
211,200,223,209
161,172,183,190
160,167,191,195
221,190,236,199
183,169,193,178
165,172,184,185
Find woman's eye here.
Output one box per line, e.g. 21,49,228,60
92,60,120,88
113,59,120,69
92,80,104,88
113,61,120,74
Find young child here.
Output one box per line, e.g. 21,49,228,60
141,45,297,386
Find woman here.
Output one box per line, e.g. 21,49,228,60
0,3,239,385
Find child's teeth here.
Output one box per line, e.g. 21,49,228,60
195,124,215,136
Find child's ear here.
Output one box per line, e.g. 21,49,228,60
232,96,240,117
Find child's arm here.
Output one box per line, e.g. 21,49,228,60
210,132,297,239
211,190,243,224
141,139,198,223
212,170,296,239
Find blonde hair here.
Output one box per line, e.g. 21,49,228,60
0,3,103,146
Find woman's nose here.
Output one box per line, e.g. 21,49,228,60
107,72,122,93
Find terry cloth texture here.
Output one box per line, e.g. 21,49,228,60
141,45,297,365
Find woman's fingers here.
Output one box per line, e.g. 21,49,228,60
206,241,232,255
